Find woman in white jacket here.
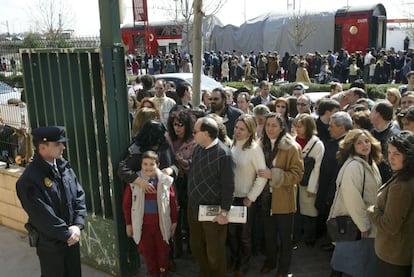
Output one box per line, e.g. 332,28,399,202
228,114,267,276
328,129,382,277
294,113,325,246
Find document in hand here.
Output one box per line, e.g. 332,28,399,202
198,205,247,223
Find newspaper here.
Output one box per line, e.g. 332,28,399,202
198,205,247,224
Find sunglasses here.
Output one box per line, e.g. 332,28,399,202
174,122,184,127
276,105,286,109
209,97,220,101
297,103,308,106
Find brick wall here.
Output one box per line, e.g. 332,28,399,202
0,165,27,232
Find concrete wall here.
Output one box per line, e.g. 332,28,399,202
0,164,27,232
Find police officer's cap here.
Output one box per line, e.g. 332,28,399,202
32,126,68,142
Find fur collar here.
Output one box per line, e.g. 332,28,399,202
277,134,297,151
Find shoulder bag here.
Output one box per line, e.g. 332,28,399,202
300,140,318,186
327,167,365,242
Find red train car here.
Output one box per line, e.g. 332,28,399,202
121,22,182,56
334,4,387,54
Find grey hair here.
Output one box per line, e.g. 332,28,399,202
331,111,353,130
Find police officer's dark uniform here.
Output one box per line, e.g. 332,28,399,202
16,126,86,277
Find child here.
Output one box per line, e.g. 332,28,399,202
122,151,178,277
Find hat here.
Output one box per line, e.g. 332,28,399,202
293,82,309,90
32,126,68,143
398,106,414,121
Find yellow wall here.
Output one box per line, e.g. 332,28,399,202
0,165,27,232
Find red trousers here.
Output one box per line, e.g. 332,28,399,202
138,223,170,276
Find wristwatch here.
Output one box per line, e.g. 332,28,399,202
220,210,228,217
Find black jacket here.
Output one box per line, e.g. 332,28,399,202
251,94,276,107
16,153,86,243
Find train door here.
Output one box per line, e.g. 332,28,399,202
334,24,343,52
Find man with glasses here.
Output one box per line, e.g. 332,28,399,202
187,117,235,277
208,87,242,138
296,94,312,115
150,79,176,126
251,81,276,106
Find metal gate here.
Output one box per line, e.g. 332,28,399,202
20,46,135,276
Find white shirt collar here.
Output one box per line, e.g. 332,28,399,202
205,138,219,149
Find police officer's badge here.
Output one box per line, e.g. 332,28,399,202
44,177,53,188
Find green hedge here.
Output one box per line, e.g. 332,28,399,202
0,74,24,88
223,81,399,100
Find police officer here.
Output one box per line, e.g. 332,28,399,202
16,126,86,277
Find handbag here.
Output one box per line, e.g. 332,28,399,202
327,168,365,242
300,141,317,186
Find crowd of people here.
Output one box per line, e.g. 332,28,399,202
127,46,414,86
119,65,414,277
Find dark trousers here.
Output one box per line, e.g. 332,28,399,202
227,198,255,272
376,256,411,277
303,215,317,243
188,208,228,277
174,176,189,256
262,212,294,275
37,237,81,277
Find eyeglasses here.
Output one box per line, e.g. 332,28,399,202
174,122,184,127
276,105,286,109
208,97,220,101
297,103,309,106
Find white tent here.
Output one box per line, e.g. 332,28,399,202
209,11,335,55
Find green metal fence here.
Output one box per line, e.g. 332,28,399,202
20,47,134,276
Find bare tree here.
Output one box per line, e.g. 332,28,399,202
156,0,226,54
29,0,75,43
287,10,318,54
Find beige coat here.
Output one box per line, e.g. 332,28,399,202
268,135,304,214
328,156,382,238
298,135,324,217
295,67,311,83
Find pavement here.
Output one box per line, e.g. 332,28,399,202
1,224,333,277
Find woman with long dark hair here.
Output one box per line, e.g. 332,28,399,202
257,113,303,276
368,131,414,277
166,110,196,257
118,120,177,191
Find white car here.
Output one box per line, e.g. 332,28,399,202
0,81,20,104
154,73,228,92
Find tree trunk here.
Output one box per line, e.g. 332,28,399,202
192,0,202,107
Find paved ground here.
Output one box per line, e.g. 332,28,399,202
1,225,332,276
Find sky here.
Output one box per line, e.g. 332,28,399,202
0,0,409,36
